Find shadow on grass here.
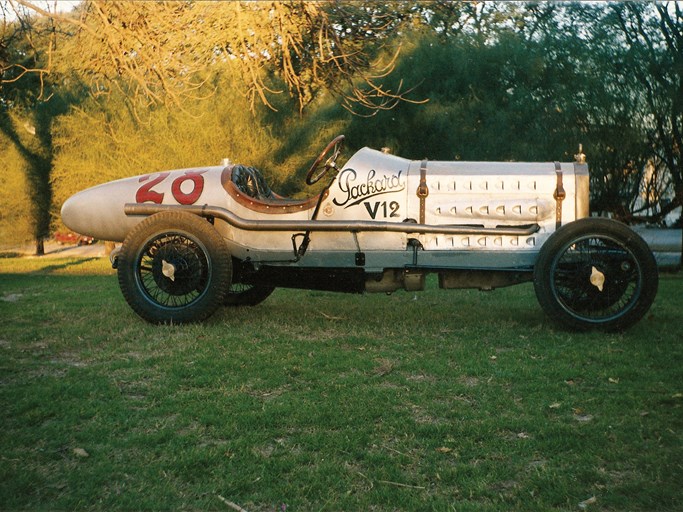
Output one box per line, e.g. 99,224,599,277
30,257,100,274
0,251,23,258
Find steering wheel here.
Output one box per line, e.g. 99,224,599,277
305,135,345,185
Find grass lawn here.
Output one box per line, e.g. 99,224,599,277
1,256,682,511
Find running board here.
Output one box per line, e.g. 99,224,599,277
124,203,540,237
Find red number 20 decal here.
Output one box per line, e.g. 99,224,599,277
136,172,169,204
136,171,206,205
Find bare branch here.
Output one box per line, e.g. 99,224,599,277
5,1,424,116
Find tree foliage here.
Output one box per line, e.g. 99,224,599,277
16,0,424,115
606,2,683,222
344,2,682,225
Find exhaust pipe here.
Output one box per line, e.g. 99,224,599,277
124,203,540,237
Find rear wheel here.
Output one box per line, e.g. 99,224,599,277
534,218,658,331
118,211,232,324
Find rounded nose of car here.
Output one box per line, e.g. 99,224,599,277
61,182,136,242
61,189,94,235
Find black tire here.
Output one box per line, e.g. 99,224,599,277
224,283,275,307
533,218,658,331
117,211,232,324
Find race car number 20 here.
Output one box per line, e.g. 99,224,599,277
136,171,207,205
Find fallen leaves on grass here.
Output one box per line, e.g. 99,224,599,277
377,480,426,490
578,496,597,509
72,448,89,458
319,311,345,320
372,358,395,377
217,496,248,512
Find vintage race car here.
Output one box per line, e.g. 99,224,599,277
61,135,658,330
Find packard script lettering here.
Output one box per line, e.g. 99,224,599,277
334,168,405,208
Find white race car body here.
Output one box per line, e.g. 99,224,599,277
62,147,588,268
60,139,656,330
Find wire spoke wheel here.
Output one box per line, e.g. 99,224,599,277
534,218,658,331
137,233,210,308
118,212,231,324
551,237,638,319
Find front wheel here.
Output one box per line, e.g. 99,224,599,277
533,218,658,331
117,211,232,324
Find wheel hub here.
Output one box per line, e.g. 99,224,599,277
151,240,205,295
162,260,176,281
589,265,605,292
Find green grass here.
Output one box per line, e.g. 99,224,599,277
1,257,682,511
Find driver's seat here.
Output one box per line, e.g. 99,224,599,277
225,164,320,214
231,165,274,201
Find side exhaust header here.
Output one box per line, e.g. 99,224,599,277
124,203,540,237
